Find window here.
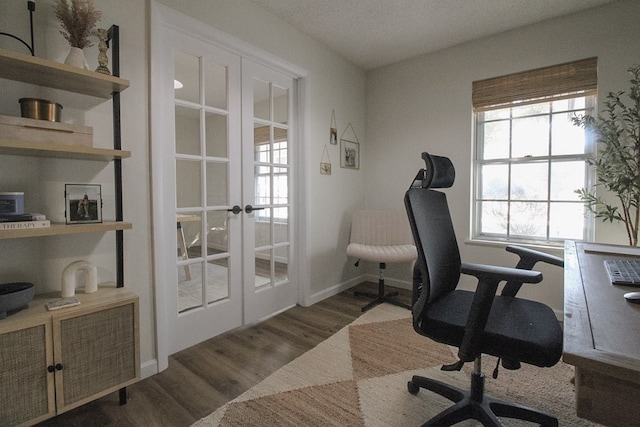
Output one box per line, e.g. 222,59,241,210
254,127,288,222
472,58,597,245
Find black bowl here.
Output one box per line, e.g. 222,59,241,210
0,282,35,319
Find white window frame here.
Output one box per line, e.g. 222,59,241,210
254,139,288,223
472,94,597,246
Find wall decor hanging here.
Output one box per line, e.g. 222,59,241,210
340,122,360,170
320,145,331,175
329,109,338,145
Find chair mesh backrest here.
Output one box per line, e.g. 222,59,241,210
349,210,414,246
405,153,460,303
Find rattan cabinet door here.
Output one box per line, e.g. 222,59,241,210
52,297,139,413
0,321,55,426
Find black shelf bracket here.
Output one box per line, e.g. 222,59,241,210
107,24,124,290
0,1,36,56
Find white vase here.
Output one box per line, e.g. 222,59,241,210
64,46,90,70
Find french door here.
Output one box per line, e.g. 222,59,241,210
242,61,298,325
153,23,298,356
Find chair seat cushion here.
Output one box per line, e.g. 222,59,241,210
416,290,562,368
346,243,417,263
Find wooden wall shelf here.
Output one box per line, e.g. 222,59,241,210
0,48,129,99
0,221,132,240
0,139,131,161
0,27,136,424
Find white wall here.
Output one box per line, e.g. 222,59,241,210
0,0,366,375
365,0,640,313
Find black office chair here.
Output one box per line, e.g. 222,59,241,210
404,152,564,426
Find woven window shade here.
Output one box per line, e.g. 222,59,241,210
472,57,597,110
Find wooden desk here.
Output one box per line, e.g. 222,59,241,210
564,241,640,427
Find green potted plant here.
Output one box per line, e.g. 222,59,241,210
573,64,640,246
53,0,102,69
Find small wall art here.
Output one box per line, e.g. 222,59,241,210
340,122,360,170
340,139,359,169
329,109,338,145
320,145,332,175
65,184,102,224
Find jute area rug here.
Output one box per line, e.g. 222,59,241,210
193,304,601,426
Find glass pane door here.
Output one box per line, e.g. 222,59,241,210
242,59,297,324
174,51,234,313
164,31,242,355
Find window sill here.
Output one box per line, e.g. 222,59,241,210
465,238,565,256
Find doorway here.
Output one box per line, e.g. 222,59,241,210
151,4,303,366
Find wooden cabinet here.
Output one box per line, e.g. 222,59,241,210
0,288,140,426
0,319,52,425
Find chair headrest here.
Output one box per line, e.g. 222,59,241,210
410,152,456,189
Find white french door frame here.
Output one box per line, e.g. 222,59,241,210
151,2,309,373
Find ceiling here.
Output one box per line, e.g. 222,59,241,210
249,0,616,70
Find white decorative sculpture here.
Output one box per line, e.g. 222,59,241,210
61,260,98,298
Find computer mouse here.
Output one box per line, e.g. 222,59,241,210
624,292,640,304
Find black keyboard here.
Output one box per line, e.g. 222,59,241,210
604,259,640,286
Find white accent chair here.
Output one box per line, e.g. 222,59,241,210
347,210,418,312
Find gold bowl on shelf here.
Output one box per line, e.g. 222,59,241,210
19,98,62,122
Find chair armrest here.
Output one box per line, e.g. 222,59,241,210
502,246,563,297
457,262,543,362
506,245,564,268
461,262,543,284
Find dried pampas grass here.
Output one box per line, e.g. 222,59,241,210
54,0,102,49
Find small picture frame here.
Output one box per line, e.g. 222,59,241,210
320,162,332,175
340,138,359,169
329,127,338,145
65,184,102,224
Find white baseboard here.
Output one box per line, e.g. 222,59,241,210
141,359,159,379
300,274,412,307
300,276,362,307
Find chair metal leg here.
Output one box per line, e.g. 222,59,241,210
407,357,558,427
354,262,411,312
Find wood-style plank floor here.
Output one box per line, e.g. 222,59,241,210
37,282,412,426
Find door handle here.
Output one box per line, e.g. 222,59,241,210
245,205,266,214
227,205,242,215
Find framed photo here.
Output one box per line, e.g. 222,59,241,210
329,127,338,145
65,184,102,224
320,162,332,175
340,138,359,169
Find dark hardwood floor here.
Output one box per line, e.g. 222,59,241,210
37,282,412,427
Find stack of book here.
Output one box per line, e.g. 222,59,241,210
0,213,50,230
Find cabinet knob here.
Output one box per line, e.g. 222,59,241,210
55,363,63,371
47,365,55,373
